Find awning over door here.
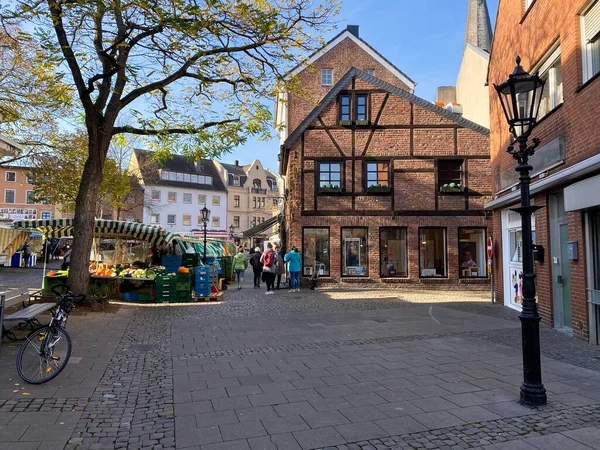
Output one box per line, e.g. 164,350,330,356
565,174,600,212
242,215,280,238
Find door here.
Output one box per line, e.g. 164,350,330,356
550,194,572,331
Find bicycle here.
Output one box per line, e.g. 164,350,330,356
16,285,85,384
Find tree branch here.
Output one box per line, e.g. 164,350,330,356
111,119,240,136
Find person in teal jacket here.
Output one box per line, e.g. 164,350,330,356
284,247,302,292
233,248,249,290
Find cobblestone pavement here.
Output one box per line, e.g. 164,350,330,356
1,275,600,449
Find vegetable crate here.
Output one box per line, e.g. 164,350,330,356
162,255,183,273
124,292,138,301
43,275,68,295
138,292,152,302
182,253,200,268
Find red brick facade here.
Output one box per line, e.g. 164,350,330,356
281,31,492,286
487,0,600,342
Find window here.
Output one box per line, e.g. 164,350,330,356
198,194,206,204
5,171,16,182
198,175,205,184
191,174,198,183
321,69,333,86
176,172,183,181
303,228,330,277
234,195,240,207
26,176,34,184
380,228,408,277
212,196,220,206
261,197,265,208
533,46,563,119
182,215,191,226
233,176,240,186
342,228,368,276
167,214,176,225
4,190,15,203
169,172,176,181
253,197,257,209
151,214,160,224
459,228,487,278
366,162,389,189
438,160,464,191
319,162,342,190
355,94,368,121
161,170,169,180
212,216,220,228
41,211,51,220
233,216,240,228
582,1,600,82
168,192,177,202
339,94,351,121
26,191,35,204
183,193,192,204
205,176,213,185
151,190,161,201
184,173,191,182
419,228,447,277
364,69,375,76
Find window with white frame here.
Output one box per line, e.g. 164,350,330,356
161,170,169,180
26,191,35,204
321,69,333,86
184,173,191,182
5,190,15,203
176,172,183,181
205,175,213,184
151,190,161,201
233,175,240,186
5,171,16,182
212,216,220,228
532,46,563,119
167,214,176,225
212,195,220,206
183,193,192,204
182,215,191,226
168,191,177,202
169,172,176,181
582,0,600,82
198,194,206,204
151,214,160,224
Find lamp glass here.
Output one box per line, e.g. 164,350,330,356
201,206,210,222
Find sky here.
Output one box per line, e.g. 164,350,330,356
225,0,499,174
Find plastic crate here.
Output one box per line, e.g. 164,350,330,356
124,292,138,301
138,292,152,302
162,255,182,267
195,266,210,282
182,253,200,268
194,285,211,297
176,282,191,292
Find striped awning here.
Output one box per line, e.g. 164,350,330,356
172,236,236,257
243,215,280,238
13,219,172,245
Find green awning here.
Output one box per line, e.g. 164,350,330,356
242,215,280,239
171,236,236,257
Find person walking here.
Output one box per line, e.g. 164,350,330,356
284,247,302,292
61,245,72,271
260,243,276,294
249,247,263,289
21,241,32,268
273,245,285,290
233,247,248,290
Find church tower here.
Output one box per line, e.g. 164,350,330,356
464,0,493,52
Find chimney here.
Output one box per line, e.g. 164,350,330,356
346,25,359,38
234,160,239,166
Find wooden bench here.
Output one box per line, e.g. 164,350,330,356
1,295,54,341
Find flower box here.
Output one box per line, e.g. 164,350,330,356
355,119,370,126
440,184,465,193
367,185,390,193
339,120,352,126
319,186,342,194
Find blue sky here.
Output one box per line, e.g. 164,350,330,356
225,0,499,173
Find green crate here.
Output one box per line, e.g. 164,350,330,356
176,282,191,291
182,254,200,268
138,292,152,302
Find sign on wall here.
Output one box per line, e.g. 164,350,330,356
0,208,37,220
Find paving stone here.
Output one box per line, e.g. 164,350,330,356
447,406,501,423
201,439,250,450
248,393,288,408
339,406,388,423
236,406,279,423
293,427,346,450
334,421,387,442
176,426,222,448
411,411,466,429
374,416,428,435
301,410,350,428
261,415,309,434
409,397,458,413
274,401,317,418
562,426,600,449
212,396,252,412
219,420,266,441
195,410,239,428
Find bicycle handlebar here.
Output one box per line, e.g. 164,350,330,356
50,285,86,303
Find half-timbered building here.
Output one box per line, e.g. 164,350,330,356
278,26,492,286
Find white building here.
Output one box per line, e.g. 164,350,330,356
129,150,228,237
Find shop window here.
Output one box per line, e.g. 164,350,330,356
366,162,389,191
198,194,206,205
183,193,192,204
582,0,600,82
438,160,464,192
151,190,161,201
458,228,487,278
321,69,333,86
5,171,16,182
167,214,176,225
234,195,240,207
380,228,408,277
26,191,35,204
168,192,177,202
212,196,220,206
4,190,15,203
303,227,330,277
319,162,342,191
342,227,368,276
419,228,447,277
151,214,160,224
533,46,563,119
182,215,191,226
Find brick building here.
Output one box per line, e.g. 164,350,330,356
277,26,492,285
485,0,600,343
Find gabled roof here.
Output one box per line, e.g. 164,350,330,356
133,149,227,192
286,27,416,91
282,68,489,155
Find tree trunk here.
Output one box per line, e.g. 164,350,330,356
67,130,110,294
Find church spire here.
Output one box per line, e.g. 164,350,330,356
464,0,492,53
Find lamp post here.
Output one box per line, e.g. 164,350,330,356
494,56,547,407
200,206,210,263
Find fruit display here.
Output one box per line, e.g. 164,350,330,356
177,266,190,274
89,262,162,279
47,269,68,277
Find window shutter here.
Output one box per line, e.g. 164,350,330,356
584,1,600,43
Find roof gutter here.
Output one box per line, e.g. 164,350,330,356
485,152,600,210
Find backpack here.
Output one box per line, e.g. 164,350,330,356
263,251,273,267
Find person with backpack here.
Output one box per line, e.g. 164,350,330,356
260,243,276,294
273,245,285,290
233,247,248,290
249,247,263,289
284,247,302,292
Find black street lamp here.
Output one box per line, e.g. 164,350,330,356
494,56,547,407
200,206,210,263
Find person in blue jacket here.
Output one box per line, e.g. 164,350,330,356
284,246,302,292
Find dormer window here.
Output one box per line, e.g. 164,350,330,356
321,69,333,86
233,175,240,186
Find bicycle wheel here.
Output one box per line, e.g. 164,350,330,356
16,326,72,384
